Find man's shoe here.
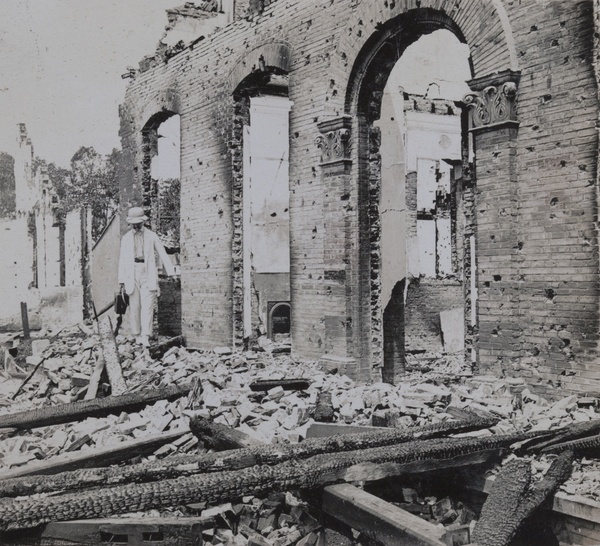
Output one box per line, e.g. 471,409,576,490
139,335,150,347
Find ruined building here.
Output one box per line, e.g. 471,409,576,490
118,0,600,394
0,125,89,330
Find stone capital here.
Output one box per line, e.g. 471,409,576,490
315,115,352,173
464,71,520,132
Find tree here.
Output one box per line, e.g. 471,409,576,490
69,147,121,241
44,162,72,209
157,177,180,249
38,147,120,242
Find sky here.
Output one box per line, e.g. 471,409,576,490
0,0,179,168
390,30,472,101
0,4,470,171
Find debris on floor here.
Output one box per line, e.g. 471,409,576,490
1,324,600,545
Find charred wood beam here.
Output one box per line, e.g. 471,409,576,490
314,392,335,422
249,379,311,392
0,432,532,531
520,418,600,454
149,336,185,360
191,416,262,450
0,384,191,431
0,452,206,498
188,414,504,464
540,432,600,456
20,302,30,340
471,459,532,546
0,416,501,498
471,450,574,546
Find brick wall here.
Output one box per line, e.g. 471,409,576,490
91,214,120,312
158,277,182,337
118,0,600,389
493,0,599,396
405,280,464,353
474,125,521,374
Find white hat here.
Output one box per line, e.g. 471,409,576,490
126,207,148,224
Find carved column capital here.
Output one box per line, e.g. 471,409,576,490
316,115,352,173
464,70,520,132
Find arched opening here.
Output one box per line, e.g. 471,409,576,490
141,112,181,336
232,67,292,348
349,11,474,383
141,113,181,244
269,301,291,340
151,115,181,252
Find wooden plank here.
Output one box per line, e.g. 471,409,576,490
65,434,92,452
323,483,446,546
553,493,600,524
41,517,204,546
306,423,385,439
11,353,49,400
20,302,30,340
84,353,105,400
98,316,127,395
0,428,188,479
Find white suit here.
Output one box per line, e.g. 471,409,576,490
118,227,175,340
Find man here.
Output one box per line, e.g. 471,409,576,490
118,206,175,347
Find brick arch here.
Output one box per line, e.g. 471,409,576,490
339,0,517,110
142,109,178,132
346,9,473,120
337,3,518,379
117,87,181,219
228,41,293,93
140,88,181,128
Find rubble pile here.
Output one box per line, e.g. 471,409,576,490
557,458,600,500
2,327,600,473
393,490,476,528
1,324,600,543
175,491,326,546
0,329,199,466
404,350,471,376
91,490,328,546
